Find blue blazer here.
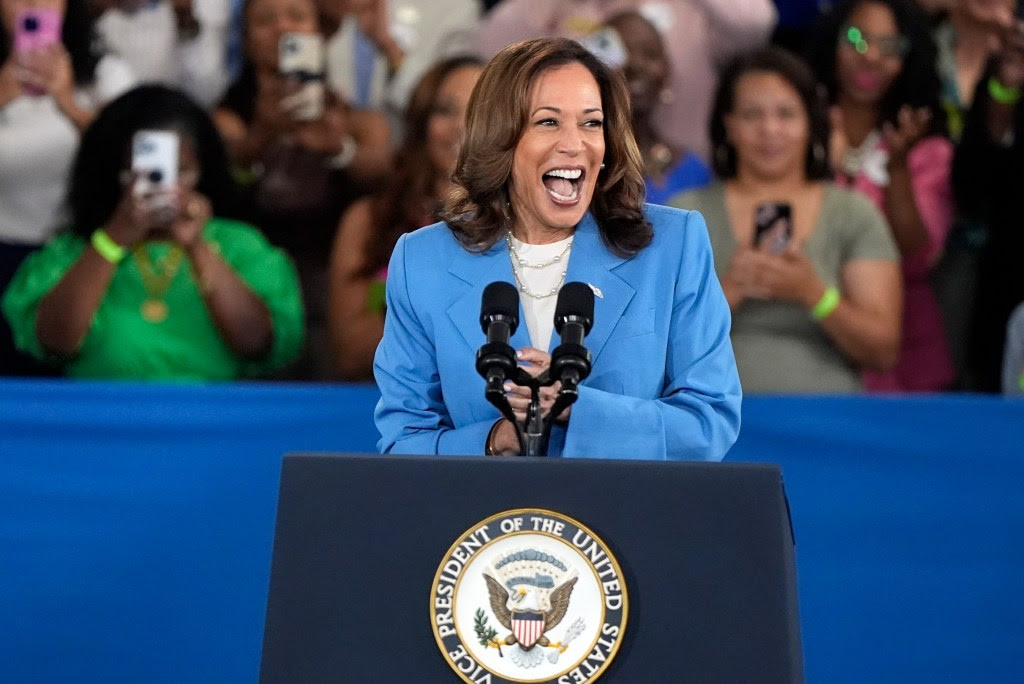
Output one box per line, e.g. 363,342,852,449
373,204,741,460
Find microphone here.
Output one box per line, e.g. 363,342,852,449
550,282,594,389
476,281,519,385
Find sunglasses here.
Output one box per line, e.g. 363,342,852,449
840,25,910,59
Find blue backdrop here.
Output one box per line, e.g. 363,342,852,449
1,379,1022,683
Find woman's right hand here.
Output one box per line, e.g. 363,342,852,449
720,245,761,307
103,180,171,249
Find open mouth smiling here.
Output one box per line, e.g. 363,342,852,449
542,167,585,205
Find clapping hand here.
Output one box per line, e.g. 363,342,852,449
883,105,932,167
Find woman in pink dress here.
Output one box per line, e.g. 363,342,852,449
809,0,955,392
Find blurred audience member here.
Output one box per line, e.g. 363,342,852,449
317,0,481,137
216,0,390,379
671,47,901,393
472,0,777,161
955,15,1024,391
934,0,1016,139
1,85,304,380
327,55,481,380
809,0,955,391
596,11,710,204
929,0,1015,387
1003,302,1024,396
0,0,135,375
93,0,231,107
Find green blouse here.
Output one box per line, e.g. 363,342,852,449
1,218,304,380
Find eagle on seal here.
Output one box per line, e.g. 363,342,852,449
483,570,578,651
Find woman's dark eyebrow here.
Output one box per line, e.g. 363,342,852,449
530,106,604,115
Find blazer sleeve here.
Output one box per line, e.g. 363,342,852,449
373,233,496,455
561,210,742,461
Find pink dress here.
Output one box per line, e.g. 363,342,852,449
838,134,955,392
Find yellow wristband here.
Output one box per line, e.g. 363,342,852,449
91,229,126,264
811,286,840,321
988,77,1021,106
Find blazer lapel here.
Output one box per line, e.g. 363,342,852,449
445,214,635,360
446,239,532,353
559,214,636,362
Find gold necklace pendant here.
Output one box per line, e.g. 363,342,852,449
134,244,184,324
141,298,169,323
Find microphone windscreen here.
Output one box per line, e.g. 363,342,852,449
554,281,594,334
480,281,520,332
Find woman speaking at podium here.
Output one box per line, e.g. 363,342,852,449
373,38,741,460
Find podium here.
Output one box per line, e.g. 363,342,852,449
260,454,803,683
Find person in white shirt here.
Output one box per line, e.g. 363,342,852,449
317,0,481,138
93,0,229,107
0,0,136,373
471,0,777,162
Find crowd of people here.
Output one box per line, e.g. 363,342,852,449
0,0,1021,395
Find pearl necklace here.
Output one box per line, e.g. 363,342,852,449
505,230,571,299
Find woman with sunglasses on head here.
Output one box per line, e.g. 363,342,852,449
809,0,955,392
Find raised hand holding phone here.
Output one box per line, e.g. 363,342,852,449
13,8,63,96
278,33,325,121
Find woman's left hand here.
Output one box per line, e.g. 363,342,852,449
745,245,824,308
171,190,212,250
504,347,572,424
884,105,931,167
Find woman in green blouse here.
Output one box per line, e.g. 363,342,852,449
1,85,304,380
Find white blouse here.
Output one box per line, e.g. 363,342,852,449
0,56,135,245
508,234,573,351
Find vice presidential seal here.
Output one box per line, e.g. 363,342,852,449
430,509,628,683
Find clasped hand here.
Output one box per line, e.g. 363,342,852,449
725,243,823,308
503,347,573,424
105,178,212,250
489,348,573,456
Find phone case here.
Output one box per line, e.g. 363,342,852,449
279,33,325,81
580,27,627,69
132,131,179,197
753,203,793,254
14,9,62,53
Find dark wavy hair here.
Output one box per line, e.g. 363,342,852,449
67,85,242,236
710,46,833,180
442,37,651,257
806,0,947,136
0,0,99,86
358,55,484,277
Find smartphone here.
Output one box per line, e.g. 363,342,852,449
753,202,793,254
14,8,62,95
131,130,179,199
279,32,325,81
580,27,627,69
14,8,62,53
279,33,325,120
